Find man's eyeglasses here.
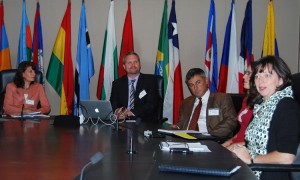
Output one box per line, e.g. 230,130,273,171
187,80,202,89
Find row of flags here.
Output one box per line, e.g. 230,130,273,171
0,0,280,123
205,0,278,94
46,0,133,116
0,0,43,75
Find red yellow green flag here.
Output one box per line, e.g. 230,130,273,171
46,2,74,115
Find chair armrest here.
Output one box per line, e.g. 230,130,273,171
249,163,300,172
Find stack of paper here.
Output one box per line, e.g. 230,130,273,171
159,141,211,152
10,112,50,118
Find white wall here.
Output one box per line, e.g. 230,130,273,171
3,0,300,115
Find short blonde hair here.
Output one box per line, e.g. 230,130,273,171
123,51,140,64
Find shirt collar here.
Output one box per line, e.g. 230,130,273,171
128,74,140,84
200,89,210,102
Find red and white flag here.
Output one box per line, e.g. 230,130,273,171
164,0,183,124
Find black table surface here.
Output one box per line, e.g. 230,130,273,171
0,118,257,180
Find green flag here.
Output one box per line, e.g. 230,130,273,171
155,0,169,96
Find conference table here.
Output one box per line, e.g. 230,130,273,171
0,118,257,180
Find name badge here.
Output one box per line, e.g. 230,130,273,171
139,90,147,99
25,99,34,105
208,108,219,116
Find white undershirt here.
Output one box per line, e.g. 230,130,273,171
187,90,210,134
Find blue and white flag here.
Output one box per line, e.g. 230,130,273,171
74,2,95,115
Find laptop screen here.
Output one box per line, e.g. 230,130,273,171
80,100,113,120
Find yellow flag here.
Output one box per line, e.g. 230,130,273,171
262,0,278,57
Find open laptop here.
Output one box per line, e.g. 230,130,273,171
80,100,113,120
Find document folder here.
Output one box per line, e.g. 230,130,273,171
158,129,217,140
159,164,241,177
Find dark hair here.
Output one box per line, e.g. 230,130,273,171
123,51,140,64
246,61,257,108
14,61,36,88
185,68,206,84
248,56,292,107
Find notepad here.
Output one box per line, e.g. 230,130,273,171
158,129,216,140
158,129,199,140
159,164,241,177
174,132,197,140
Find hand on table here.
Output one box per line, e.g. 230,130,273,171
228,143,251,164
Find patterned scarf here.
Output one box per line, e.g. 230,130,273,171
245,86,293,179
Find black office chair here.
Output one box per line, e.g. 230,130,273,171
226,93,244,138
248,72,300,180
228,93,245,114
292,72,300,104
155,75,165,124
0,69,43,115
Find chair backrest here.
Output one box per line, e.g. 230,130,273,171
155,75,164,123
228,93,245,113
292,72,300,104
0,69,43,114
291,72,300,180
